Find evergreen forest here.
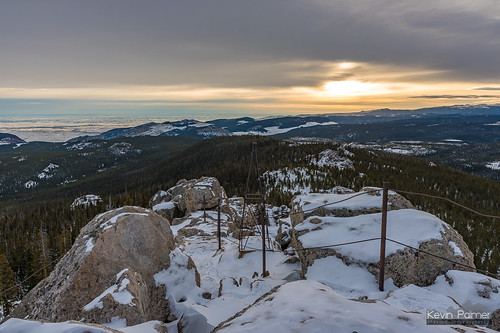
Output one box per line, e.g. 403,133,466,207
0,135,499,316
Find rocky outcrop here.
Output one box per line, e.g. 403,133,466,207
151,177,228,220
290,191,476,288
11,206,175,326
70,194,103,209
310,149,354,170
290,188,414,227
370,224,475,287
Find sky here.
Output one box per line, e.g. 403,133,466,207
1,0,500,120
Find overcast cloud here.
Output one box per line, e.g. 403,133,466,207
0,0,499,114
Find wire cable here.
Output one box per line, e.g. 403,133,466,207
386,238,500,280
288,189,382,217
293,237,381,251
391,189,500,219
0,255,62,298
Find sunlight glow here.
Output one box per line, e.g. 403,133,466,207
338,62,356,69
322,80,380,97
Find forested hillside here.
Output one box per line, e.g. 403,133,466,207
0,135,499,316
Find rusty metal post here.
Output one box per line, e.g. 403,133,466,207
261,203,267,277
218,198,222,250
203,194,206,223
378,182,389,291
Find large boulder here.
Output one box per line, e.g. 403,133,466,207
290,187,414,226
151,177,228,219
11,206,176,326
375,223,475,287
290,190,476,289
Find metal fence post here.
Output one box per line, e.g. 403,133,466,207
203,194,206,223
218,198,221,250
378,181,389,291
261,203,267,277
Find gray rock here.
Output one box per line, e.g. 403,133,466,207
290,189,414,227
290,190,475,287
488,309,500,331
373,224,475,287
283,271,302,282
284,256,300,264
149,190,171,208
11,206,175,326
177,309,213,333
151,177,228,219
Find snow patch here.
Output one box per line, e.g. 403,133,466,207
216,280,464,333
154,248,203,308
486,161,500,170
486,121,500,126
233,121,338,136
306,256,397,299
100,212,149,231
311,149,354,170
38,163,59,179
296,209,445,263
448,241,464,257
24,180,38,189
83,269,135,311
385,284,460,313
71,195,103,208
66,142,101,150
152,201,176,211
189,122,210,128
102,316,127,330
85,238,95,253
427,270,500,313
0,318,112,333
152,190,168,202
292,190,386,212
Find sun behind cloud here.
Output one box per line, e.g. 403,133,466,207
322,80,381,97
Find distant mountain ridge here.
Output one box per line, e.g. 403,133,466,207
67,104,500,144
0,133,26,145
69,119,231,142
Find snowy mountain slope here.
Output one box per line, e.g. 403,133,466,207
64,104,500,143
70,120,231,141
0,135,199,201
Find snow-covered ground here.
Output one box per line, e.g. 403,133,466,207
1,191,498,332
216,280,485,333
296,209,446,262
156,209,299,329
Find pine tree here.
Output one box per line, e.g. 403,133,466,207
0,254,17,318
